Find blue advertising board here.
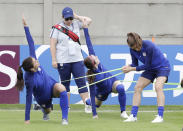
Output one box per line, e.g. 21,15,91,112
19,45,183,105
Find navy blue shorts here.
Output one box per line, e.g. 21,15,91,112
141,69,170,83
57,61,88,93
34,75,55,109
96,93,110,101
37,98,52,109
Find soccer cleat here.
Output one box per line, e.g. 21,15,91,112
93,115,98,119
43,113,49,121
123,114,137,122
62,119,68,125
151,115,163,123
120,111,129,119
33,104,41,110
85,104,92,113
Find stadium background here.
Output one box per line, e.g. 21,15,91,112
0,0,183,105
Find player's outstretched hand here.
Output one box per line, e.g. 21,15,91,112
25,120,30,124
22,14,27,26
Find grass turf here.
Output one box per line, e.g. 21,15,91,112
0,104,183,131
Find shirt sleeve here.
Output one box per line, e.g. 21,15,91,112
24,26,37,59
83,28,96,56
130,50,138,67
136,47,153,71
89,84,97,116
24,79,33,121
50,27,59,39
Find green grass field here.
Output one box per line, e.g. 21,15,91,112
0,104,183,131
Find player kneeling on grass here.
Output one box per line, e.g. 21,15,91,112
15,16,68,125
83,27,128,119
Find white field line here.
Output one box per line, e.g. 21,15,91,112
0,109,183,113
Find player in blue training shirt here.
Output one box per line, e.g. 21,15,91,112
122,32,170,123
83,28,128,119
15,16,68,125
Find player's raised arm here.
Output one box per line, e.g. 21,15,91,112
22,15,37,59
83,28,96,56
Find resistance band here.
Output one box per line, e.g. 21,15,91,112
61,67,122,83
78,72,123,90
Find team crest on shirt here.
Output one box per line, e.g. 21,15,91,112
38,67,41,71
143,52,146,56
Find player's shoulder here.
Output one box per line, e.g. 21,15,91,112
143,40,155,48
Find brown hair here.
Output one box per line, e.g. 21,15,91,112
84,57,96,84
15,57,34,91
86,69,95,84
127,32,142,50
84,56,95,70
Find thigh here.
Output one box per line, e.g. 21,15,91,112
141,70,156,83
154,77,167,90
135,77,151,90
53,83,66,98
71,61,85,78
57,63,72,85
154,70,170,90
156,70,170,82
38,100,52,110
96,92,109,101
71,61,86,86
112,80,122,93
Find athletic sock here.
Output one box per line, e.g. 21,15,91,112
116,84,126,112
60,91,68,120
158,106,164,117
131,106,139,117
86,98,91,105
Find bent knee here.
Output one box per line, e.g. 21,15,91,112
134,85,143,93
54,83,66,92
154,87,163,92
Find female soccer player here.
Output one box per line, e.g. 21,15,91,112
83,28,128,119
122,32,170,123
15,16,68,125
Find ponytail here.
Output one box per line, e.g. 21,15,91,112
15,57,34,91
15,65,25,91
86,69,95,84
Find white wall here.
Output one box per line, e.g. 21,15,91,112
0,0,182,45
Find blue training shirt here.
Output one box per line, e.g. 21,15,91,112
130,40,170,71
83,28,118,94
83,28,118,116
24,27,57,121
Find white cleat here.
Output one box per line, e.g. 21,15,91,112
123,114,137,122
151,115,163,123
93,115,98,119
85,104,92,113
62,119,68,125
120,111,129,119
